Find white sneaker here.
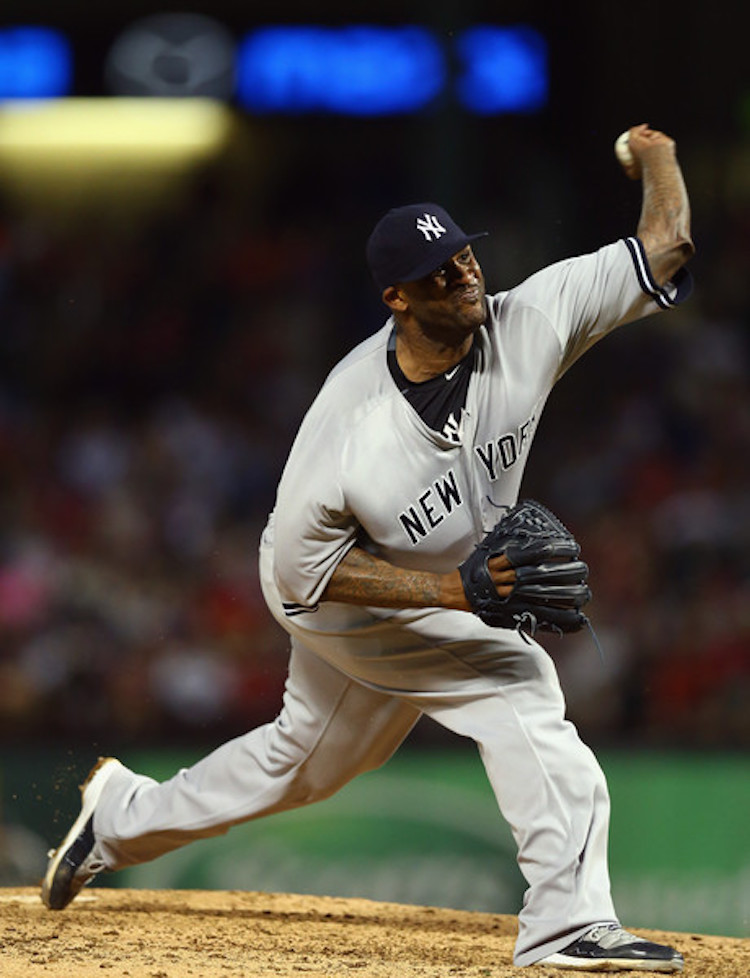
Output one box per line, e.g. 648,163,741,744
538,922,684,972
41,757,123,910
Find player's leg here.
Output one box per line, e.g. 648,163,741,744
414,638,615,966
42,641,419,907
372,615,680,969
280,608,651,968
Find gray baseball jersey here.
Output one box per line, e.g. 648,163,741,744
270,237,687,614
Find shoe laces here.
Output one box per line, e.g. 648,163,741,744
584,924,645,949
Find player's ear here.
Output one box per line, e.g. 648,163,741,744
382,285,408,312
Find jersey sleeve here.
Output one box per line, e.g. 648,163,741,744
510,237,691,380
270,386,359,616
270,324,396,617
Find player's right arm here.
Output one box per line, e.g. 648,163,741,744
322,544,513,611
621,123,695,286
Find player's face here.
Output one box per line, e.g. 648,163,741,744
398,247,486,340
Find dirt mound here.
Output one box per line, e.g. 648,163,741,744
0,887,747,977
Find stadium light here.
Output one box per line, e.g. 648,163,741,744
0,98,233,160
456,26,548,113
0,22,549,117
236,26,445,115
0,26,71,99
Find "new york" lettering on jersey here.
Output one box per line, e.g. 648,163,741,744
474,414,536,481
399,468,462,545
397,415,537,545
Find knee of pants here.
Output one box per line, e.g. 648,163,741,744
574,747,611,813
255,717,353,807
298,734,402,804
262,712,401,808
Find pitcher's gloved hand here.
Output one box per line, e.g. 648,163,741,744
458,499,591,636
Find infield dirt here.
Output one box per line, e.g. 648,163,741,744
0,887,747,977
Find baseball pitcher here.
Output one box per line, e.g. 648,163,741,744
42,124,693,972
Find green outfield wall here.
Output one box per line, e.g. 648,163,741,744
1,747,747,938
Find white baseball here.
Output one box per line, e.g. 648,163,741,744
614,130,634,167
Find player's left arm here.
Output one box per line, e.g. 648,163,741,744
322,544,514,611
622,123,695,285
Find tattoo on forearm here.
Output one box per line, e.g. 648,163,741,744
637,149,694,281
638,151,692,245
640,174,690,238
324,547,441,608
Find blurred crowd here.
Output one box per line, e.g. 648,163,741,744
0,146,748,752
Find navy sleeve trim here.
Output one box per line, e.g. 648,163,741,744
282,600,319,617
624,236,693,309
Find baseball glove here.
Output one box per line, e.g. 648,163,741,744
458,498,591,637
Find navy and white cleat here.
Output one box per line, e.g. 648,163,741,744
538,923,684,972
41,757,123,910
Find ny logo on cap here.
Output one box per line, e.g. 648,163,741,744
415,213,447,241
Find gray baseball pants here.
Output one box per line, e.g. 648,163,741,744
92,540,617,966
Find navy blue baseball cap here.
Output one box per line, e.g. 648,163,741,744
366,203,488,290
